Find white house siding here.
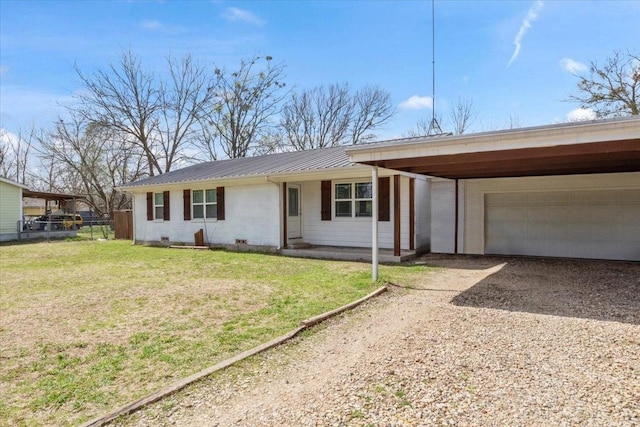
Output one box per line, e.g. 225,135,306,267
0,180,22,241
414,178,431,250
300,177,415,250
431,179,456,254
399,177,409,250
458,180,466,253
133,183,281,248
457,172,640,261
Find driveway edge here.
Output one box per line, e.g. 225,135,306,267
80,285,388,427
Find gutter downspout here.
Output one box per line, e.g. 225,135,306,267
129,192,135,244
371,166,379,281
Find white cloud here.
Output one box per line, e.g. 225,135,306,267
566,107,596,122
222,7,264,25
399,95,433,110
507,0,544,67
140,20,163,30
560,58,587,74
0,128,21,149
139,20,186,34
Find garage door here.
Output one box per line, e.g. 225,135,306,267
485,189,640,261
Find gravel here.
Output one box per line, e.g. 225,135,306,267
116,256,640,427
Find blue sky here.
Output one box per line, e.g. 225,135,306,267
1,0,638,140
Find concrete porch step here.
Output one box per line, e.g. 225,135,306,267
281,245,418,263
287,239,312,249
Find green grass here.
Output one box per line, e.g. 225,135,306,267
0,239,431,426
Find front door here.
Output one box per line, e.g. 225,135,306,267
287,185,302,239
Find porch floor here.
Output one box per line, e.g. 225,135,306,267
280,245,417,263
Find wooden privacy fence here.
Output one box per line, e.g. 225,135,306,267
114,210,133,240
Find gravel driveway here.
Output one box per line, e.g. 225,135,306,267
118,255,639,427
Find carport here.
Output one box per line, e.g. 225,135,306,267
20,189,83,238
347,117,640,276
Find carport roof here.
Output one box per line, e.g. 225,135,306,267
346,117,640,179
23,189,81,201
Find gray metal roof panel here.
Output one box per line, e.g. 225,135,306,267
124,145,359,188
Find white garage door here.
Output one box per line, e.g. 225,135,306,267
485,189,640,261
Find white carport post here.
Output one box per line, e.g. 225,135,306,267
371,166,379,281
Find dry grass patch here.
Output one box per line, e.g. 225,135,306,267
0,239,430,426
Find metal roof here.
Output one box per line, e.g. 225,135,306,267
123,145,359,188
23,189,83,201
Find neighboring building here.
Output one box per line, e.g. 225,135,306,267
0,177,29,241
347,116,640,262
120,146,430,257
23,197,47,217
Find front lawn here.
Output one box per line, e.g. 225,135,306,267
0,239,429,426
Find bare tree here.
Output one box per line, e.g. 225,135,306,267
449,97,477,135
407,97,477,137
505,115,522,129
280,84,351,150
74,51,213,176
158,55,214,167
36,115,145,216
74,50,159,176
567,50,639,117
405,113,443,137
280,83,394,150
0,127,39,185
202,56,287,159
349,85,395,144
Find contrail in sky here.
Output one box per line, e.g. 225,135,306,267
508,0,544,67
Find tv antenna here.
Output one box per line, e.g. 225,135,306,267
427,0,444,135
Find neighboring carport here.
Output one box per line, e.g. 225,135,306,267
346,117,640,271
23,189,82,211
20,189,84,238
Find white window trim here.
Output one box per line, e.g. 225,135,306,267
154,192,164,220
333,180,373,220
191,188,218,221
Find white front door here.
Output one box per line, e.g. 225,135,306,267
287,184,302,239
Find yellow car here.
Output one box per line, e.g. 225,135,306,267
61,214,84,230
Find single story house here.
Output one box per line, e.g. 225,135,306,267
0,177,29,241
347,116,640,262
120,146,431,260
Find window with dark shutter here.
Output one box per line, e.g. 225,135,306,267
378,176,390,222
146,192,153,221
321,180,331,221
183,189,191,221
163,191,170,221
216,187,225,220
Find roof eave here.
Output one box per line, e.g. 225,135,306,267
346,117,640,163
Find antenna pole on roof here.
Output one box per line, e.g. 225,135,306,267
428,0,443,135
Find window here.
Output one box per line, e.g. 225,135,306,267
334,181,372,218
154,192,164,219
192,189,217,219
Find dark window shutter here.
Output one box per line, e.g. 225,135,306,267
163,191,170,221
183,189,191,221
378,177,390,221
321,180,331,221
216,187,225,220
146,192,153,221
